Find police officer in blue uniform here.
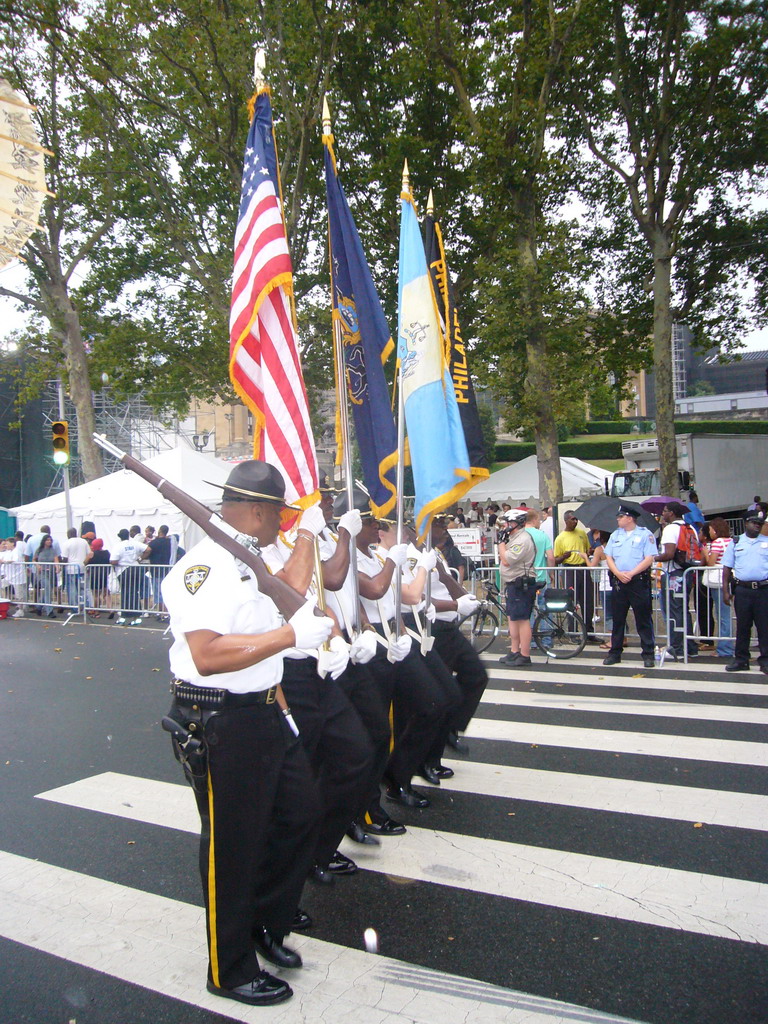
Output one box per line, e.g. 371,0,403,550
721,512,768,674
602,506,658,668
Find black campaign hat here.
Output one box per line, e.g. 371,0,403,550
332,485,375,519
208,460,299,508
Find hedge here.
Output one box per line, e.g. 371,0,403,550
584,421,634,434
496,440,624,461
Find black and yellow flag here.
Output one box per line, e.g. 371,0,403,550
423,207,490,479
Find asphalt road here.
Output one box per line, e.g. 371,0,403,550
1,618,767,1024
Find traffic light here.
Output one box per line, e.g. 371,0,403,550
51,420,70,466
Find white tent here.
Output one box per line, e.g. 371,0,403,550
465,455,613,505
11,447,233,550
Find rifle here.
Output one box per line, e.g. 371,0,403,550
92,435,318,621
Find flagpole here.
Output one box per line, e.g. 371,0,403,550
323,98,361,634
393,161,411,639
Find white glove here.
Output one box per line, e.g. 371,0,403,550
425,602,436,622
317,634,350,679
456,593,480,617
288,599,334,650
337,509,363,538
349,629,378,664
298,503,326,537
387,633,412,662
417,549,437,572
385,543,409,568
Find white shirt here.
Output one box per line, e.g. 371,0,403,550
62,536,91,575
162,536,284,693
261,532,315,659
357,546,396,624
318,527,359,634
659,520,683,574
112,539,148,572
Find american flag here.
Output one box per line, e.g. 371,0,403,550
229,88,319,509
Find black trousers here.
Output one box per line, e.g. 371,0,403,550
733,585,768,668
362,624,460,819
427,620,488,761
390,627,462,785
280,657,374,867
565,567,594,632
335,660,392,823
609,574,655,657
119,564,144,617
182,701,322,990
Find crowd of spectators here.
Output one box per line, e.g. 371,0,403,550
0,522,185,622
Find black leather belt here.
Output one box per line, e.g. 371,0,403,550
171,680,278,709
734,579,768,590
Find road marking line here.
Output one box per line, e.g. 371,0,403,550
478,690,768,725
464,718,768,766
0,850,647,1024
36,774,768,944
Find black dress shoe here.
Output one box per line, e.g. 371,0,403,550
446,730,469,754
434,764,454,779
364,816,406,836
643,656,655,669
417,764,441,785
726,661,750,671
253,926,302,969
291,908,312,931
385,783,430,808
346,821,380,845
327,850,357,874
207,972,292,1006
602,654,621,666
308,863,335,885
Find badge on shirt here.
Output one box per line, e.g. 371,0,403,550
184,565,210,594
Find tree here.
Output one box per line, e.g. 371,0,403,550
569,0,768,493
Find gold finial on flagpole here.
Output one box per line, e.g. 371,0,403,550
427,189,434,216
402,159,410,194
253,47,267,88
322,96,332,135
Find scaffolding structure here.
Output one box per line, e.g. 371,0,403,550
672,322,687,402
41,381,181,494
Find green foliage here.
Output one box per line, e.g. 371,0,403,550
476,404,497,467
585,421,633,435
496,439,625,461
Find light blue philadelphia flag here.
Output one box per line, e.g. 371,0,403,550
397,188,481,540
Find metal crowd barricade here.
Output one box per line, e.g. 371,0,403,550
680,565,735,665
83,562,174,624
467,562,672,653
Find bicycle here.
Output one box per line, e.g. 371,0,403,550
459,578,587,659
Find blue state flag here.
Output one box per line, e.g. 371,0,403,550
323,131,398,518
397,191,480,539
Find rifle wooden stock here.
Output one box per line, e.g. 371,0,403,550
117,451,314,621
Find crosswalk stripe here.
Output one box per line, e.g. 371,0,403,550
486,666,768,696
437,761,768,831
478,690,768,725
0,850,646,1024
464,717,768,766
34,773,768,943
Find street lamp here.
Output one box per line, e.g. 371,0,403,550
192,431,210,452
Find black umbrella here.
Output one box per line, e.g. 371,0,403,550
572,495,660,534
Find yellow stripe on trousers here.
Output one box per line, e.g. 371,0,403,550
207,774,219,987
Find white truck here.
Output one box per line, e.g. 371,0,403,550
609,432,768,517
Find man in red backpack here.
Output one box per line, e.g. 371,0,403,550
656,501,701,660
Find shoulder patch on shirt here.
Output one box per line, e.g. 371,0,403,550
407,557,418,573
184,565,210,594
